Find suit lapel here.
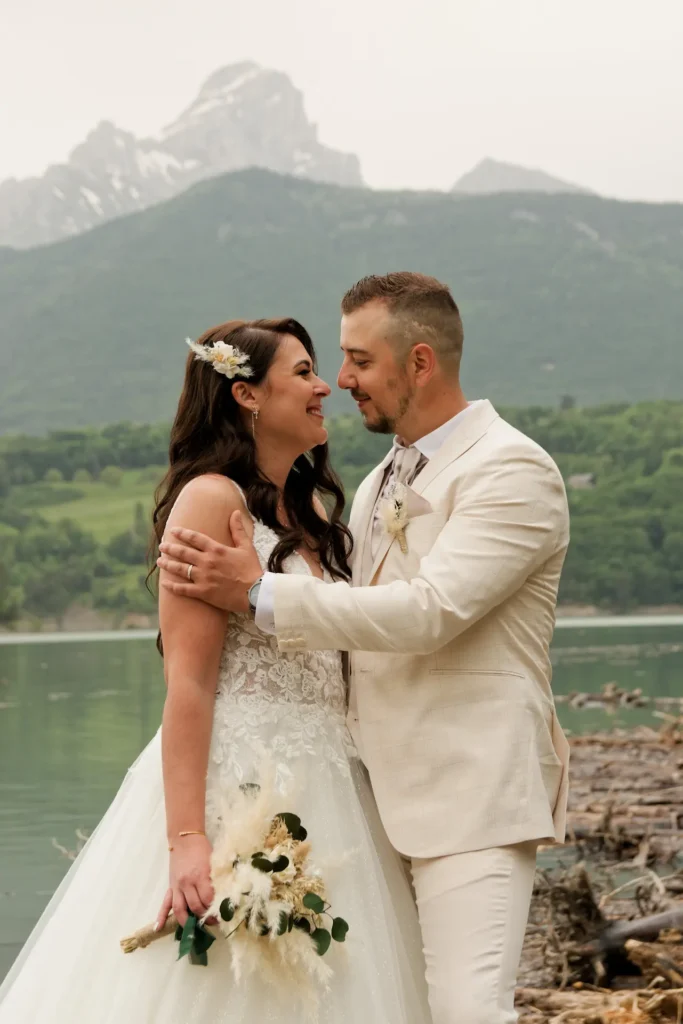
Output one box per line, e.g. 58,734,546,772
368,400,500,582
369,537,392,584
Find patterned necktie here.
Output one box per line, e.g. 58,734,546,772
370,444,426,559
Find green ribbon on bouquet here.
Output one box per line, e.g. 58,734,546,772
175,913,215,966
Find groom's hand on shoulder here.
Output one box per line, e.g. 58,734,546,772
157,512,262,613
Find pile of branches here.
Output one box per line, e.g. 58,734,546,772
517,718,683,1021
517,988,683,1023
565,718,683,866
517,862,683,1021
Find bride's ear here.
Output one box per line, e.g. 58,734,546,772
231,381,259,414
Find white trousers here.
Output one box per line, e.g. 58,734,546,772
410,842,537,1024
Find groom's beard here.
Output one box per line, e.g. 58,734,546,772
352,386,413,435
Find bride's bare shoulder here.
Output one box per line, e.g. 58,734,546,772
166,473,250,542
176,473,245,510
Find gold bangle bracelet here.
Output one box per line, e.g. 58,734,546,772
168,829,206,851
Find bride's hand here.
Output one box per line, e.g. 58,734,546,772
156,834,215,930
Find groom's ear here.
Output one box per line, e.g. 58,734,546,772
231,380,258,412
410,343,437,387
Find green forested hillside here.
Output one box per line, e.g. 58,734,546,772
1,169,682,434
0,401,681,627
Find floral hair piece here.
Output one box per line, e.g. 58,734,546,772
185,338,253,379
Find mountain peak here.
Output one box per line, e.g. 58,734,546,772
160,62,269,140
201,60,263,91
452,157,592,196
69,121,138,170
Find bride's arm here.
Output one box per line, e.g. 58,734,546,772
155,475,246,929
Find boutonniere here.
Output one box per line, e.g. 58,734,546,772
379,482,409,553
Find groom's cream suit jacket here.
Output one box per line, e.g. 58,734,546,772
272,400,570,860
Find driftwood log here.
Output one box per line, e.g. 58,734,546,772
574,909,683,957
624,939,683,988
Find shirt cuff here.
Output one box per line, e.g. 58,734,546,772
254,571,276,634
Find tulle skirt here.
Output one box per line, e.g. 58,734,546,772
0,720,431,1023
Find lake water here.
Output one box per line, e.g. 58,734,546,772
1,619,682,981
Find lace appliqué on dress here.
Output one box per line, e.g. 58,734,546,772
208,521,355,797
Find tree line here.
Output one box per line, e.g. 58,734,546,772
0,400,682,626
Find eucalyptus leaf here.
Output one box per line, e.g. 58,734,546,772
251,855,274,873
276,911,289,936
189,948,208,966
271,855,290,873
174,924,183,942
293,917,311,934
311,927,331,956
331,917,349,942
276,812,302,837
303,892,325,914
297,826,308,841
220,898,235,922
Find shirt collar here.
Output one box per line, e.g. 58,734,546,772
395,401,482,461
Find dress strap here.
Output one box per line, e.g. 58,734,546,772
230,480,247,502
227,479,254,524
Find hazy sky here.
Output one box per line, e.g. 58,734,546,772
2,0,682,200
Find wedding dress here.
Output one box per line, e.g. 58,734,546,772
0,517,431,1023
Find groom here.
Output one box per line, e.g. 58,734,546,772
158,272,571,1023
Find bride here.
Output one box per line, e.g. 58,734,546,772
0,317,431,1022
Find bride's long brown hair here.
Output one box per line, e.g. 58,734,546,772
150,318,352,607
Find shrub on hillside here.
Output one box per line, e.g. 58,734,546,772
107,529,148,565
100,466,124,487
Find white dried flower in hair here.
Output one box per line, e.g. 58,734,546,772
185,337,253,379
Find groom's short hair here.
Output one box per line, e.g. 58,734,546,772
341,272,464,372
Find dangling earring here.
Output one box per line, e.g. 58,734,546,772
251,408,259,439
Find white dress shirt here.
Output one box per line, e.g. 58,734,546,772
255,402,481,634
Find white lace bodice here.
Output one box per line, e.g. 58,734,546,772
207,520,353,795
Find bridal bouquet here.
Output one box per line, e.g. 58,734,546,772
120,781,349,1004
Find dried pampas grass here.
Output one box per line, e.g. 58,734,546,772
121,769,349,1018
